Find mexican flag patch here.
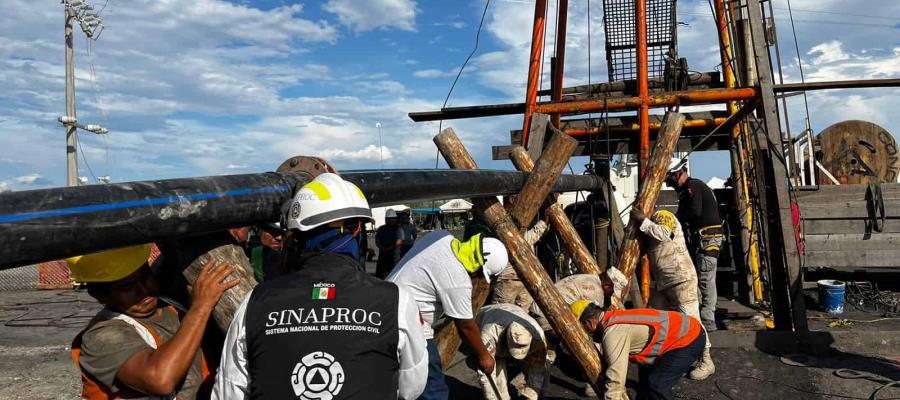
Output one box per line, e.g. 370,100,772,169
312,287,335,300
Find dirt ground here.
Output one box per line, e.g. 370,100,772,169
0,288,898,399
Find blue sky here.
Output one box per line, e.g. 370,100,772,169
1,0,897,191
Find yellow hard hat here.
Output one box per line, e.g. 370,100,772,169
570,299,593,321
652,210,677,233
65,244,151,283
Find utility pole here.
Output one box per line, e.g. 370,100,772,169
60,0,106,186
64,5,77,187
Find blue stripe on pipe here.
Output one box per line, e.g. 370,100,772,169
0,185,290,224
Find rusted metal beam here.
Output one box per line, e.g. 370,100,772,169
774,78,900,92
612,112,685,304
550,0,569,127
434,128,604,392
521,0,549,148
408,87,758,122
537,72,721,97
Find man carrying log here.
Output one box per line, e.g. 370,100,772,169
214,173,428,399
67,244,238,399
571,300,706,400
387,231,509,399
665,159,722,333
629,208,715,379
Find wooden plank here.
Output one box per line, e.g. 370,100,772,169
804,250,900,268
805,233,900,251
794,183,900,201
526,113,549,161
799,200,900,220
801,219,900,235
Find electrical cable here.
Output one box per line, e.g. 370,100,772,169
431,0,492,207
76,134,98,183
718,375,900,400
785,0,814,138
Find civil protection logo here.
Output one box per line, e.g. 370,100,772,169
291,351,345,400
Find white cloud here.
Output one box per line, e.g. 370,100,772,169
225,164,248,169
808,40,850,64
414,69,451,78
14,173,46,185
324,0,418,33
0,181,10,193
321,144,393,162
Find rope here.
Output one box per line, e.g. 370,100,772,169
785,0,813,133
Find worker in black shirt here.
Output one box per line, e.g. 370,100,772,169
213,173,428,400
665,159,722,334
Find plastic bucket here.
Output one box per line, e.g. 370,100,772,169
817,279,846,314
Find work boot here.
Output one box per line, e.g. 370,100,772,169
689,349,716,380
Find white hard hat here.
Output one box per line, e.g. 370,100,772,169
481,237,509,282
385,209,398,219
668,158,687,173
285,173,373,231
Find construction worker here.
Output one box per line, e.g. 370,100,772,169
630,208,715,380
528,271,627,398
375,208,404,278
528,270,628,332
387,230,509,400
397,209,418,256
249,222,285,282
571,300,706,400
665,159,722,332
67,244,237,399
214,173,428,399
470,303,547,400
491,218,548,310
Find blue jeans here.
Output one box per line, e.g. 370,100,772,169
637,330,706,400
418,339,449,400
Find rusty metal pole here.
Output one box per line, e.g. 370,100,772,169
635,0,653,305
613,112,686,304
550,0,569,128
521,0,549,148
434,128,604,391
509,146,603,275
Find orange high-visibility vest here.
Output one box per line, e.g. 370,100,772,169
601,309,702,364
71,306,211,400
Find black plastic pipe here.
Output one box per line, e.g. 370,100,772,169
0,169,601,268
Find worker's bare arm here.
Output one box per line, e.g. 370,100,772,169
117,259,239,395
454,318,495,374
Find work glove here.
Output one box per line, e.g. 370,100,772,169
630,207,646,223
606,266,628,297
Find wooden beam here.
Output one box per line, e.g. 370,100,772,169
434,128,604,392
611,112,685,305
434,125,579,366
161,238,259,332
526,113,550,162
745,0,808,331
509,146,603,275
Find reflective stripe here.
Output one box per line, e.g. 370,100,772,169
298,206,373,227
678,315,690,338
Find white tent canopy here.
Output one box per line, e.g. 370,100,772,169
439,198,472,213
371,204,410,228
